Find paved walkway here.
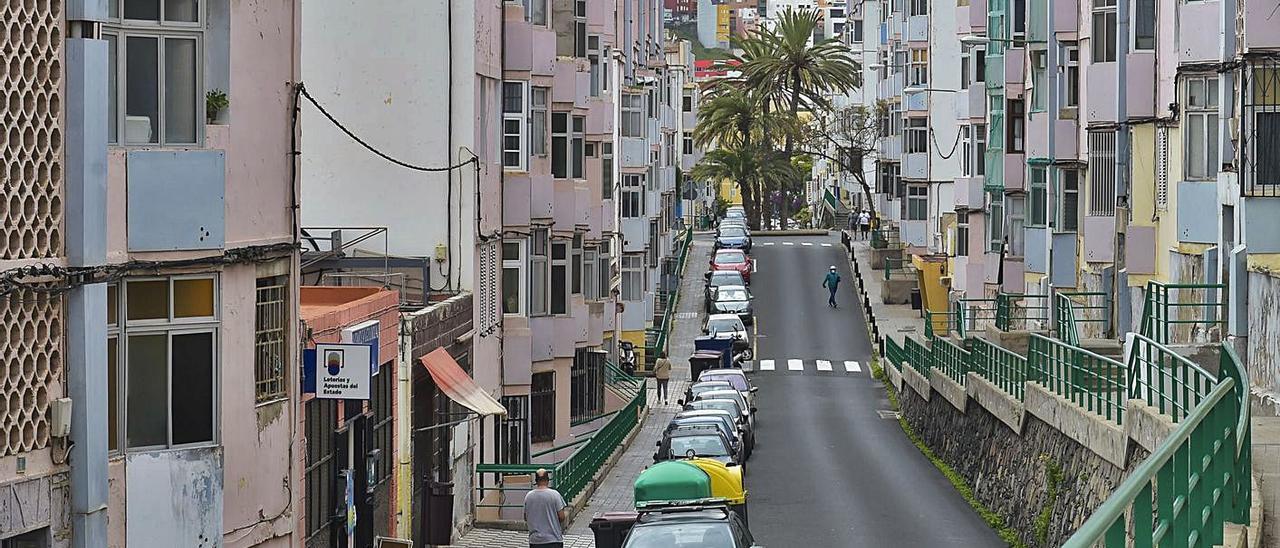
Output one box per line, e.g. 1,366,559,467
448,234,713,548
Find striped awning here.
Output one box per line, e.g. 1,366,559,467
419,347,506,416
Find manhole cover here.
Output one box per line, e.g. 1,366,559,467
876,410,901,420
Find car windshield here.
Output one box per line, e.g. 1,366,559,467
701,391,746,409
673,419,734,440
710,272,744,286
624,522,736,548
716,288,749,302
700,374,749,391
669,435,729,457
714,251,746,264
693,399,742,416
718,227,747,238
691,382,732,395
706,317,745,335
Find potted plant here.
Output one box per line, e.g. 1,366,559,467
205,89,228,123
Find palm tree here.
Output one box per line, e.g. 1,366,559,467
691,147,798,229
741,8,861,222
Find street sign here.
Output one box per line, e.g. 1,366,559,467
316,343,372,400
341,319,381,375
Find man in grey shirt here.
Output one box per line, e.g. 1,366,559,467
524,468,568,548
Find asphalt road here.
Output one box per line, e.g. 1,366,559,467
742,234,1004,548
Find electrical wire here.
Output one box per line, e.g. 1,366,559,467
930,126,963,160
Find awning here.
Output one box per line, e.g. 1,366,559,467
420,347,507,416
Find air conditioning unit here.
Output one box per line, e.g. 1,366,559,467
939,275,953,288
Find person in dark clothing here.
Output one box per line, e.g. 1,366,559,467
822,266,841,308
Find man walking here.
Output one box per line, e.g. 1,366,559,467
822,265,841,308
858,210,871,240
653,351,672,404
524,468,568,548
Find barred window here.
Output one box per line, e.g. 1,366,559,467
1088,130,1117,215
530,372,555,443
254,276,288,403
304,398,338,539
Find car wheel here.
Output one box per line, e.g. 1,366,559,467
740,348,753,360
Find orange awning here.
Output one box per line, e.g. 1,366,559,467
420,347,506,416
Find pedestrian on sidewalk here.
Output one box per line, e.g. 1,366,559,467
654,351,673,404
858,210,871,240
823,266,841,308
524,468,568,548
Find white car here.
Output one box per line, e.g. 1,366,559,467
704,313,752,360
698,368,758,411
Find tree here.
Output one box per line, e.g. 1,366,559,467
691,147,799,230
692,89,792,230
797,103,885,223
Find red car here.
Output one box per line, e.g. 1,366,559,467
709,249,752,283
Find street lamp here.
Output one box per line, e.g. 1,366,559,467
958,34,1048,47
902,86,960,95
867,63,904,70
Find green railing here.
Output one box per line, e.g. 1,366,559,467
957,297,998,335
1140,281,1226,345
932,336,969,386
476,388,647,509
969,337,1029,399
924,310,955,339
646,228,694,367
884,256,915,281
870,227,898,249
1126,333,1215,423
885,336,907,369
1054,291,1108,346
1028,334,1126,424
904,335,932,378
995,292,1051,331
1062,342,1251,548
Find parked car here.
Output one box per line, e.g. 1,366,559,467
622,503,762,548
704,270,747,313
703,313,751,359
654,425,740,466
681,398,755,453
677,408,753,456
698,369,758,411
695,389,755,430
686,380,735,402
711,285,754,325
715,226,752,251
666,414,745,464
719,217,747,230
709,249,752,284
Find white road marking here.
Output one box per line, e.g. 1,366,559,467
761,242,775,246
821,243,833,247
787,359,803,371
782,242,795,246
801,242,813,246
752,259,758,273
844,361,862,373
758,360,775,371
816,360,833,371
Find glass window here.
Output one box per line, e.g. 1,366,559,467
174,277,215,318
622,254,644,301
502,241,525,315
551,113,568,178
955,211,970,257
551,242,568,315
622,94,644,138
110,1,203,145
572,116,585,179
124,36,160,144
1063,43,1080,108
1134,0,1155,50
1029,166,1047,226
1184,76,1220,180
1030,50,1047,111
530,87,548,156
254,276,288,403
1058,168,1080,231
126,280,168,321
126,333,169,448
529,230,549,316
1007,195,1026,256
1092,0,1117,62
906,185,928,220
1007,99,1025,153
163,37,197,143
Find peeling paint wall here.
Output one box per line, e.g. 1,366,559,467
1247,271,1280,400
125,448,223,547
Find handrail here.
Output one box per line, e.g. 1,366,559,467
1126,333,1215,423
648,229,694,365
924,310,954,339
885,336,907,369
957,297,998,335
884,256,915,281
995,292,1051,331
933,336,968,386
1055,293,1081,346
1141,281,1226,345
904,335,932,378
1028,333,1126,424
1054,291,1108,344
1062,342,1251,547
968,337,1029,399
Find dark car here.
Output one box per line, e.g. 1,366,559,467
704,270,747,313
622,504,761,548
653,425,739,466
666,414,745,463
711,285,754,325
715,226,752,251
681,398,755,453
677,408,752,458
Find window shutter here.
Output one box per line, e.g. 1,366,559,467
1156,126,1169,211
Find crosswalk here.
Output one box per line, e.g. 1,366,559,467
753,359,864,375
758,242,834,247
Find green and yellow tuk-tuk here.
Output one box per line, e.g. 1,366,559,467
633,458,748,523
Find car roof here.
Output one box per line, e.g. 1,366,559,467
700,369,746,379
700,389,742,398
667,424,726,437
635,507,731,525
715,285,748,293
678,409,734,419
707,313,744,322
694,398,743,411
709,271,744,282
714,249,745,256
691,381,733,390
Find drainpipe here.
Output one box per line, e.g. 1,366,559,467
1111,0,1131,337
1045,0,1057,297
64,8,109,547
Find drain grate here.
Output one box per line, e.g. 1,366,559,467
675,312,698,319
876,410,901,420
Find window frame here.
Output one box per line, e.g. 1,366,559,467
254,275,288,404
1133,0,1156,51
530,372,555,443
502,81,528,171
529,229,550,316
1058,168,1081,231
621,254,645,302
103,7,205,147
551,112,569,178
1028,166,1047,227
988,191,1005,252
502,240,527,316
1030,49,1048,112
622,174,645,218
1092,0,1118,63
905,116,929,154
524,0,548,26
909,48,929,87
530,87,549,157
1007,99,1025,153
572,115,585,179
906,184,929,221
955,211,970,257
622,93,644,138
1062,43,1080,110
1007,194,1026,257
551,241,569,315
1183,75,1220,181
961,125,973,176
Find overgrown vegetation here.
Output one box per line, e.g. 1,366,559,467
1033,456,1065,545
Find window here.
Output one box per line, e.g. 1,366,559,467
572,234,583,295
1134,0,1155,50
111,276,218,450
503,81,527,170
682,90,693,112
530,372,555,443
906,185,928,220
1057,168,1080,231
1007,99,1025,153
570,349,604,423
683,134,694,155
574,0,587,57
530,229,549,316
852,19,864,42
254,276,287,403
975,123,987,176
583,248,599,300
955,211,970,257
647,220,659,267
531,87,548,156
1184,75,1220,180
961,126,974,176
906,117,928,154
588,36,602,96
303,398,337,538
572,116,585,178
496,396,530,464
621,254,644,301
524,0,547,25
909,49,928,86
1062,43,1080,109
598,241,612,300
961,50,971,89
878,162,901,197
974,48,986,83
502,241,526,315
370,360,394,485
1007,195,1026,256
1244,64,1280,194
890,101,903,135
1030,50,1047,111
551,242,568,315
1088,130,1117,215
103,0,202,145
552,113,569,178
1013,0,1026,37
1028,166,1047,226
909,0,928,16
622,174,644,218
602,142,614,200
988,192,1004,252
622,93,644,137
1092,0,1117,63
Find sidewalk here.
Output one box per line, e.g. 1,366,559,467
448,234,713,548
845,233,921,350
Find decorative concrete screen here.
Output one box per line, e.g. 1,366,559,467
1,0,64,260
1,289,61,456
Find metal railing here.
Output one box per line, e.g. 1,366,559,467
969,337,1030,399
1062,343,1252,548
870,227,901,250
646,229,694,368
932,336,969,386
995,292,1051,331
884,336,907,370
1139,281,1226,345
1028,334,1126,424
1126,333,1215,423
904,335,932,377
1054,291,1108,345
476,387,647,509
956,297,998,335
923,310,956,339
884,256,916,281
